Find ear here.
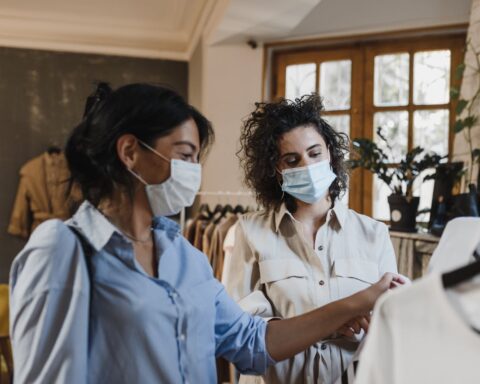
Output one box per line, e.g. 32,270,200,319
117,134,140,170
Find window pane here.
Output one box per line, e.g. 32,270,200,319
320,60,351,110
325,114,350,137
373,175,391,221
285,63,316,100
373,111,409,163
414,50,450,105
413,109,449,156
374,53,409,106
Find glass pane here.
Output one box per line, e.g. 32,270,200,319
414,50,451,105
285,63,316,100
413,168,436,223
373,175,391,221
320,60,351,110
374,53,409,106
373,111,409,163
325,114,350,138
413,109,449,156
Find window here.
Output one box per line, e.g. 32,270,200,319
270,30,465,220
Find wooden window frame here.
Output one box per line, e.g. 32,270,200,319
267,27,467,217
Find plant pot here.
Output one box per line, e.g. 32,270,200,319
387,195,420,233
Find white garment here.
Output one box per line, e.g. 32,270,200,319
222,202,397,384
355,273,480,384
428,217,480,273
221,222,237,287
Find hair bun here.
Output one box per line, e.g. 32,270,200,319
83,82,112,117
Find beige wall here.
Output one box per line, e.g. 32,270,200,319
189,38,263,205
453,0,480,189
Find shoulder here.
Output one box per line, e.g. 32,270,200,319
344,207,389,239
10,219,88,299
237,210,275,232
19,154,43,176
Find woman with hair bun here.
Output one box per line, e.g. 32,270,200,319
224,94,399,384
9,85,403,384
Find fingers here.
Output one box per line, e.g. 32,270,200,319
358,316,370,333
338,326,355,338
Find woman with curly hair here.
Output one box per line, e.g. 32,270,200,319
224,94,398,384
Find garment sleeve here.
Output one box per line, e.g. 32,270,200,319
222,219,276,319
354,294,396,384
9,220,90,384
376,223,398,275
8,173,32,238
214,281,276,375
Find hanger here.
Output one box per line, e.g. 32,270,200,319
234,204,245,215
442,250,480,288
47,145,61,154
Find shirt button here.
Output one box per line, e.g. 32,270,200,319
171,292,178,299
318,245,324,251
321,344,327,350
319,280,325,286
179,334,186,341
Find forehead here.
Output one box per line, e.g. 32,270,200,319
278,125,326,153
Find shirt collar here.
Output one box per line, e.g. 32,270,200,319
68,201,182,252
274,200,348,232
68,200,119,252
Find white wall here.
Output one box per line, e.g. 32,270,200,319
189,38,263,205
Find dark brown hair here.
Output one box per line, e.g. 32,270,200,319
238,93,349,212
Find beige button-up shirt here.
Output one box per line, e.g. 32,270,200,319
223,202,397,384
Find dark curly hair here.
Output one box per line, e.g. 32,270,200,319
238,93,350,213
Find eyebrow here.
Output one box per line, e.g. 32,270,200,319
280,144,322,158
173,141,198,152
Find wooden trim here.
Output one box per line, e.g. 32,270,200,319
371,104,450,112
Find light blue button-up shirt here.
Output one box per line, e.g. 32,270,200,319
10,201,274,384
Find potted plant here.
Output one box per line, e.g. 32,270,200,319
349,127,444,232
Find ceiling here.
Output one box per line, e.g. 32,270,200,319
0,0,217,60
0,0,472,61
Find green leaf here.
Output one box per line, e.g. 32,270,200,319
456,99,468,115
450,87,460,100
455,63,466,80
464,115,478,128
454,119,466,133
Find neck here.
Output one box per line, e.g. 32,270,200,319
98,186,153,240
293,194,332,231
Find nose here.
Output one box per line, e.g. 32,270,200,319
298,154,317,168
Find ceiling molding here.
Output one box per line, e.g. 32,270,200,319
0,0,216,61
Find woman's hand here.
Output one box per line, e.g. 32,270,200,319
337,315,371,338
351,273,406,315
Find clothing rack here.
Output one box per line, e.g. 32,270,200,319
180,190,254,232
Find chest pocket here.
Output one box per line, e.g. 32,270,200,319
258,258,311,317
334,258,379,299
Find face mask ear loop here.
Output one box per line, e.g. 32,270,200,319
138,139,171,163
127,167,149,186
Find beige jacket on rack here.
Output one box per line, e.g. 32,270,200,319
223,202,397,384
8,152,74,238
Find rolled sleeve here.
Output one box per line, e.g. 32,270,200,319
214,283,276,375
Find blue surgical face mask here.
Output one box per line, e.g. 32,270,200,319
128,140,201,216
280,160,336,204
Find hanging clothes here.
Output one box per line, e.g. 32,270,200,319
8,151,79,239
355,272,480,384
